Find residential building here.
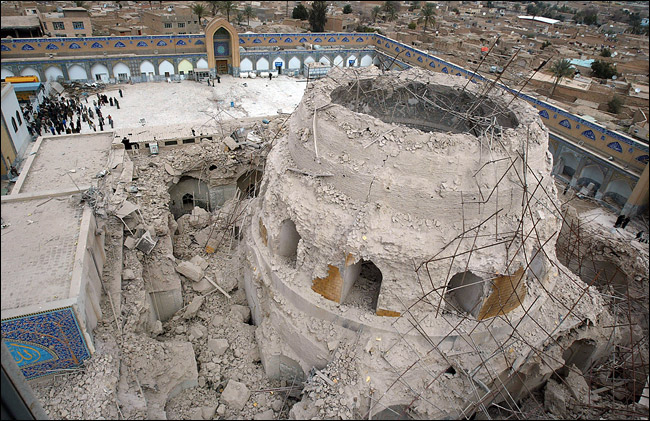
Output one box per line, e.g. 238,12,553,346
0,15,43,38
40,7,92,38
141,6,201,35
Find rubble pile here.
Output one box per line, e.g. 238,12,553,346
290,343,363,419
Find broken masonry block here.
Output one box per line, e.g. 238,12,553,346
176,260,205,282
220,380,250,411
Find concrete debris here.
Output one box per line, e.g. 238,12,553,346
254,409,275,420
189,206,211,229
544,378,567,416
190,255,209,270
176,260,205,282
221,380,251,411
565,365,591,405
183,295,205,319
207,338,229,356
229,304,251,324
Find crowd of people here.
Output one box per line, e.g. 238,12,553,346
21,89,123,137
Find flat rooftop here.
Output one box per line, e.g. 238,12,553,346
18,133,113,194
1,197,83,312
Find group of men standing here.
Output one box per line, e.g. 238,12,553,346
21,88,124,137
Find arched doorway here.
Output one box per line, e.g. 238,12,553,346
112,62,131,81
44,65,64,82
1,67,15,79
67,64,88,81
205,18,240,75
178,59,193,76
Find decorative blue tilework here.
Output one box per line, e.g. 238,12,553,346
636,155,649,164
176,40,186,45
1,44,10,51
2,307,91,380
137,41,148,47
115,41,125,48
328,37,336,42
429,61,435,67
442,67,448,73
252,38,261,44
284,37,293,43
355,37,364,42
576,124,580,129
269,38,277,43
342,37,349,42
456,72,461,76
129,41,133,44
156,40,167,46
69,43,81,49
299,37,308,43
553,114,557,118
559,119,571,129
195,39,204,45
377,39,382,44
91,42,103,48
607,142,622,152
539,109,549,119
314,37,323,42
22,44,34,50
417,56,423,62
582,130,596,140
602,136,607,140
628,148,634,153
46,43,58,50
405,51,411,57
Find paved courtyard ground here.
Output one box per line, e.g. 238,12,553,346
69,74,307,134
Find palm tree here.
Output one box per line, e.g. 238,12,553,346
419,2,436,33
208,0,219,16
218,1,236,23
244,5,255,26
192,3,207,26
383,1,397,22
371,5,381,23
549,59,574,96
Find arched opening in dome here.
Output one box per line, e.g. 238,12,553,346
342,260,383,313
445,271,485,318
276,219,300,262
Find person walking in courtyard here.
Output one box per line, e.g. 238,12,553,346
108,115,114,129
115,98,120,109
110,97,114,106
119,88,123,97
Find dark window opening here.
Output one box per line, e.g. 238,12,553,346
165,140,177,146
209,164,218,171
182,138,195,144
